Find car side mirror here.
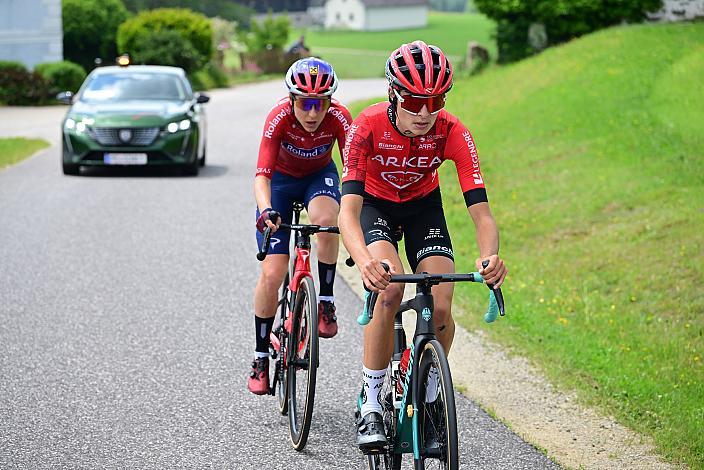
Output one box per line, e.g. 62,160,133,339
195,93,210,104
56,91,73,105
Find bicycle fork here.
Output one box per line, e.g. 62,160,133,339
396,284,438,462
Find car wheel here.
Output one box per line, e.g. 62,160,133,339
62,161,80,175
183,159,199,176
199,144,206,167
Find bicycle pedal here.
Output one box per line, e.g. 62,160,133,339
361,445,388,456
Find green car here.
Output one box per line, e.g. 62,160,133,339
58,65,209,176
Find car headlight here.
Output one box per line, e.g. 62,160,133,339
167,119,191,133
65,117,94,134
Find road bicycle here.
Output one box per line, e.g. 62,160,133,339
355,262,505,469
257,201,339,451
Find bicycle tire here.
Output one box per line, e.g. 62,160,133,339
415,340,458,470
287,275,318,450
277,272,290,415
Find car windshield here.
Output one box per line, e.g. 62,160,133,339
81,73,189,102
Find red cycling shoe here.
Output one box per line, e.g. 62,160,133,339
318,301,338,338
247,357,270,395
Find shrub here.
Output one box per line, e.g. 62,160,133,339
62,0,129,71
118,8,213,73
0,61,51,105
34,61,87,93
474,0,663,62
494,18,535,64
190,61,230,91
128,30,203,73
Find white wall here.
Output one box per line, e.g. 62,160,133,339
324,0,366,30
0,0,63,69
365,6,428,31
647,0,704,21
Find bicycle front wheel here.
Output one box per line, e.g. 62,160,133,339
287,275,318,451
416,340,458,470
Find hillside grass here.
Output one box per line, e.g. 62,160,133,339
0,138,50,170
341,22,704,467
293,12,496,78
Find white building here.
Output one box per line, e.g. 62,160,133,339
324,0,428,31
0,0,63,69
647,0,704,21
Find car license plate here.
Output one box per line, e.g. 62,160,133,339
104,153,148,165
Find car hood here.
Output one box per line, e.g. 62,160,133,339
69,100,192,127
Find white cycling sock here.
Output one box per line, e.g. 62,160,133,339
425,365,440,403
360,366,386,418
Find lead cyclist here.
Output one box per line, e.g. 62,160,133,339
338,41,508,448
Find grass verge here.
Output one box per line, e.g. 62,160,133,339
340,22,704,467
0,137,50,170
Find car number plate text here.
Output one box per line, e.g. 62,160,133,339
104,153,148,165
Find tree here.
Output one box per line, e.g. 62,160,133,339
62,0,130,70
240,13,290,54
474,0,663,62
121,0,254,26
117,8,214,72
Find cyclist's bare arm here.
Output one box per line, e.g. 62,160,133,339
468,201,507,288
339,193,391,291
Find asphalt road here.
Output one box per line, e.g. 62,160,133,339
0,80,560,469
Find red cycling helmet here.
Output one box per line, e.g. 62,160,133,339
385,40,453,96
285,57,338,97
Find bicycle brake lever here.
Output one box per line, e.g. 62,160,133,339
257,227,272,261
481,260,505,316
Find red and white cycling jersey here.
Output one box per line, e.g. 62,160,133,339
342,102,486,203
256,97,352,179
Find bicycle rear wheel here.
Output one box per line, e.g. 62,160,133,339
277,272,290,415
287,275,318,450
416,340,458,470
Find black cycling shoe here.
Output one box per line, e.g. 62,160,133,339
356,411,387,450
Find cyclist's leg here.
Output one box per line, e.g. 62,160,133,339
249,178,295,394
304,163,341,337
359,206,404,403
253,181,295,322
357,203,405,448
363,240,404,370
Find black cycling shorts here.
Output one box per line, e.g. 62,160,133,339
360,188,453,273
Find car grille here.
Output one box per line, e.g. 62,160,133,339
92,127,160,146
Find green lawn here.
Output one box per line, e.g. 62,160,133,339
0,137,50,169
294,12,496,78
342,22,704,467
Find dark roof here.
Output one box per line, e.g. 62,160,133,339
361,0,428,6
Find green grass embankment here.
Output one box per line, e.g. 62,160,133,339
343,22,704,467
295,12,496,78
0,138,50,170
